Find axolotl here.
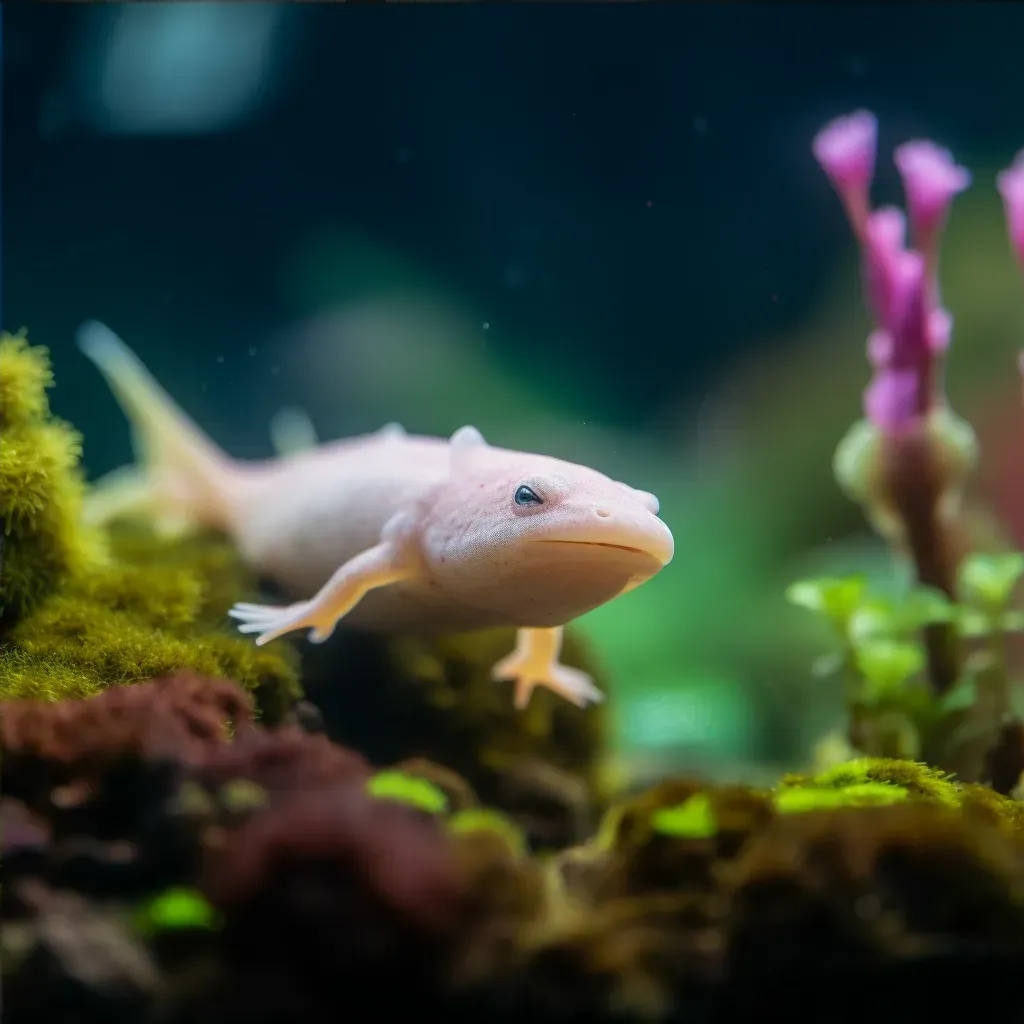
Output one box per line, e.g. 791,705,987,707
77,321,674,709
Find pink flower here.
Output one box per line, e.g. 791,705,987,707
813,110,970,437
997,150,1024,266
894,140,971,263
812,110,877,238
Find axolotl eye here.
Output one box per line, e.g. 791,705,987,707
514,484,544,507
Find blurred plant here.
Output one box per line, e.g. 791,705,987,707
366,770,449,815
785,114,1024,785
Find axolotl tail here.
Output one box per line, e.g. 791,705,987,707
77,320,251,536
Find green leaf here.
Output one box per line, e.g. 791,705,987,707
959,553,1024,611
649,793,717,839
366,771,449,815
786,576,868,629
848,588,953,644
847,597,900,644
853,640,924,700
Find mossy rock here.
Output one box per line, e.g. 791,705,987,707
778,756,1024,835
0,520,300,720
0,333,104,623
0,333,298,719
295,625,610,850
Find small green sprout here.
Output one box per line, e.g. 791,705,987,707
959,553,1024,612
774,782,909,814
366,770,449,815
448,808,527,857
853,640,924,701
649,793,717,839
134,887,218,935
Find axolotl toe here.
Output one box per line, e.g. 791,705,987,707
77,320,674,709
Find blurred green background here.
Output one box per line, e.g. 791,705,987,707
5,3,1024,781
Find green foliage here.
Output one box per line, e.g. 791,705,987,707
956,552,1024,636
649,793,717,839
448,808,527,857
367,770,449,814
959,553,1024,610
853,640,925,702
785,575,869,633
787,575,953,647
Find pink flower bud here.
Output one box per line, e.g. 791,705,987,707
997,150,1024,266
894,140,971,259
812,110,878,237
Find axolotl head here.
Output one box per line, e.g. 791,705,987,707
421,427,674,627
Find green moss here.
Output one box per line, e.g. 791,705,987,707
367,770,449,814
0,334,104,621
0,520,300,719
0,330,54,429
774,782,909,814
775,757,1024,833
133,887,219,935
780,757,961,808
650,793,718,838
448,808,527,857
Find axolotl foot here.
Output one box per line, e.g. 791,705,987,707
228,601,337,646
490,626,605,710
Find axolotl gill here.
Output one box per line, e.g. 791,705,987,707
77,321,675,709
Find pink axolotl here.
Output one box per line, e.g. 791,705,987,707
77,321,674,709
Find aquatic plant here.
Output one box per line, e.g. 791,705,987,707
784,113,1024,786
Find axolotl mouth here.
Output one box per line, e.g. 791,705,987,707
540,540,649,555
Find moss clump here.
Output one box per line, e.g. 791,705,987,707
447,808,527,858
0,520,300,719
776,756,1024,835
0,333,299,717
779,756,961,806
774,781,910,814
0,333,103,622
597,779,774,899
367,770,449,814
650,792,718,839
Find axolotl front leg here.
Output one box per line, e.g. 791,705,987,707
229,511,420,645
228,516,603,710
491,626,604,709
